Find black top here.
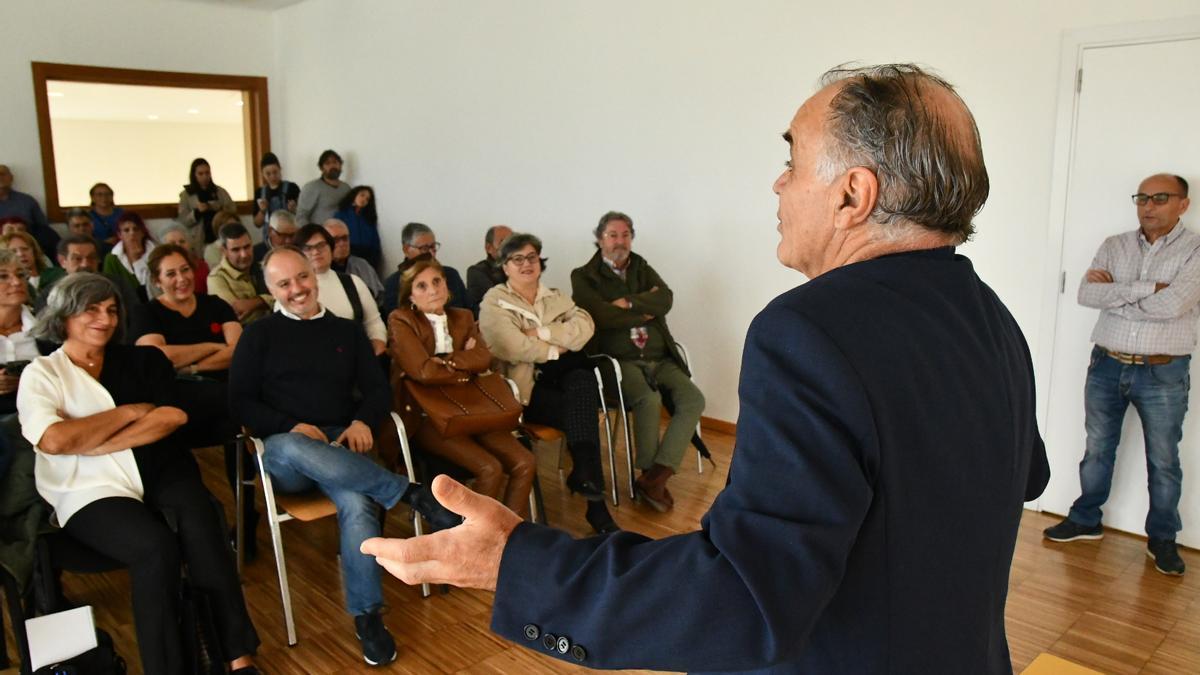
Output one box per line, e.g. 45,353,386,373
97,344,189,481
130,294,236,346
252,181,301,218
229,312,389,436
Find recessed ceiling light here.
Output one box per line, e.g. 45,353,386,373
187,108,200,114
147,115,159,120
48,92,64,97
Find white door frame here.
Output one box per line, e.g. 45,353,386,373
1033,16,1200,512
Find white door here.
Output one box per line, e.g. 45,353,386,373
1041,37,1200,547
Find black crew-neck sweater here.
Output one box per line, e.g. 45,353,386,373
229,311,389,436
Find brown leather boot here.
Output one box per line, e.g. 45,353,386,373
635,464,675,512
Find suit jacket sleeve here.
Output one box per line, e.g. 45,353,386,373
490,302,877,671
628,262,673,317
570,267,644,330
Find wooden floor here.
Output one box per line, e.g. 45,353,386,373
5,424,1200,674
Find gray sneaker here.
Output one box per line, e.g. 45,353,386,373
1043,518,1103,542
1148,539,1186,576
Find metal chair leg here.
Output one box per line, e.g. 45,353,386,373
390,413,431,599
593,366,620,506
235,436,246,577
253,437,298,647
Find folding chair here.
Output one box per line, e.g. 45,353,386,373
593,342,710,500
236,412,430,648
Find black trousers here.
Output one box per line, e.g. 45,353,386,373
64,450,258,674
524,364,605,484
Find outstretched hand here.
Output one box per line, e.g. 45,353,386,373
361,475,522,591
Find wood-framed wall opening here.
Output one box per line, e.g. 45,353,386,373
30,62,270,222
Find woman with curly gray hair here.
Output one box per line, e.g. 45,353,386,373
16,273,261,674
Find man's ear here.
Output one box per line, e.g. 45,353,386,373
832,167,879,231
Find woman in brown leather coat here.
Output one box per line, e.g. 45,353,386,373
388,256,534,517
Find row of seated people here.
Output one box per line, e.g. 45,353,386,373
0,151,384,271
0,204,704,671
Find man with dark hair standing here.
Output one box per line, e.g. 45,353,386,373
363,63,1049,673
296,149,350,226
209,222,273,325
1044,173,1194,576
466,224,512,313
571,211,704,511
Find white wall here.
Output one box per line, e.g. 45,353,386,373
3,0,276,237
272,0,1200,422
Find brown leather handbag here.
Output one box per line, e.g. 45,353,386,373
404,372,523,438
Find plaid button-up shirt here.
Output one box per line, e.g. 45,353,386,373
1079,221,1200,355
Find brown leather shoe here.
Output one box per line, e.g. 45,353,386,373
635,464,675,512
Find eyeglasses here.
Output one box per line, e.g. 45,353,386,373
505,253,541,266
331,234,350,244
302,241,330,252
0,270,29,285
411,242,441,254
1132,192,1185,206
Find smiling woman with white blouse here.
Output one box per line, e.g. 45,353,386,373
16,273,260,675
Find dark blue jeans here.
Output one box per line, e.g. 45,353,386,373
263,427,409,616
1068,346,1190,541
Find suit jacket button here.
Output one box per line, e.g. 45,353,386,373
523,624,539,641
542,633,557,651
556,636,570,654
570,644,587,662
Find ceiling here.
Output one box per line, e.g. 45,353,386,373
165,0,308,10
48,81,246,124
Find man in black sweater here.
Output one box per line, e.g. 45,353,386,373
229,246,458,667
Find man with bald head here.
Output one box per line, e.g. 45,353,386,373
1044,173,1194,576
362,64,1048,672
229,246,460,666
325,217,383,303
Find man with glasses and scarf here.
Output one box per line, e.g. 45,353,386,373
1044,173,1195,576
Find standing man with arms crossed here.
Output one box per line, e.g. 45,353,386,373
1044,174,1195,576
361,64,1049,673
571,211,704,511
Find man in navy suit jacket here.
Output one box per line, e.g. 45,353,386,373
363,64,1050,673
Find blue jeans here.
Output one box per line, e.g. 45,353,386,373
1068,346,1190,541
263,428,410,615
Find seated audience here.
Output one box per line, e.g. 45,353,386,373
389,255,534,517
157,223,210,295
102,211,156,302
466,224,512,313
3,231,55,297
296,149,350,226
177,157,236,252
253,209,298,263
326,217,383,303
479,233,618,534
252,152,299,230
17,273,260,674
382,222,472,317
571,211,705,511
333,185,381,268
209,222,273,325
87,182,123,244
294,224,387,355
0,164,59,256
229,246,459,667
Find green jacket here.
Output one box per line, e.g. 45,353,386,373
570,250,688,374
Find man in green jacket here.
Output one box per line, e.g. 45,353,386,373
570,211,705,512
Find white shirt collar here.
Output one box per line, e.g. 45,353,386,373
277,304,327,321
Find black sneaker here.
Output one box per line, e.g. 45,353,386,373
1147,538,1186,576
405,482,464,531
1043,518,1103,542
354,610,397,666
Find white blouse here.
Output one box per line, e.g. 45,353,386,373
309,269,387,342
17,349,144,525
110,240,157,286
424,312,453,354
0,306,39,363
